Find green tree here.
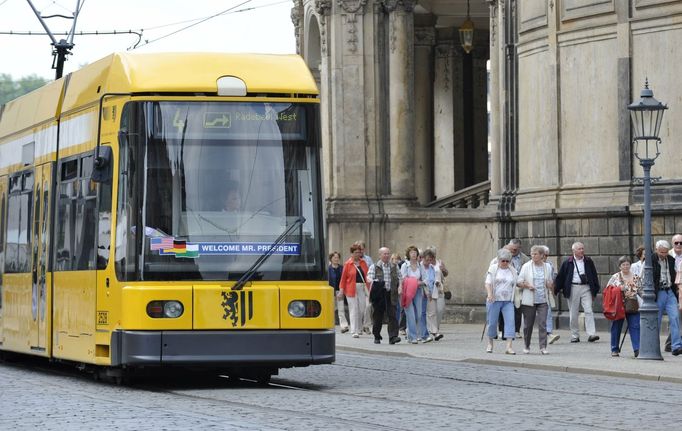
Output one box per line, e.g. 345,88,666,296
0,74,49,105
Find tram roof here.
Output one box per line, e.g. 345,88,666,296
0,52,318,138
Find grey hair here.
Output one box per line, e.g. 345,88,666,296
656,239,671,250
542,245,550,255
422,249,436,259
618,255,632,266
508,238,522,246
530,245,546,256
571,242,584,252
497,248,512,261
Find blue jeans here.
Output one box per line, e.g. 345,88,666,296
487,301,515,339
421,291,429,339
610,312,640,353
657,289,682,351
405,287,424,341
547,306,553,333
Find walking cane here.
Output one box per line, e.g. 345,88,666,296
481,321,488,342
619,324,629,352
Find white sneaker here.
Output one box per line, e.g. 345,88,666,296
516,332,522,339
352,333,359,338
548,334,560,344
540,349,549,355
523,348,530,354
423,336,433,343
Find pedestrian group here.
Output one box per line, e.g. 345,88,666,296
328,235,682,358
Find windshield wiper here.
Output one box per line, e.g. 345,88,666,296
231,216,305,291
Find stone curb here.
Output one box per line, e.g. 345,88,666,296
337,345,682,385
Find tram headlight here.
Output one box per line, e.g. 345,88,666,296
288,301,306,318
147,300,184,318
288,300,322,318
163,301,184,318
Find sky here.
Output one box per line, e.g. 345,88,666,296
0,0,297,80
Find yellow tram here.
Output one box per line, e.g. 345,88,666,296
0,53,334,380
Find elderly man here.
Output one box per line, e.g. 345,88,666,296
367,247,401,344
555,242,600,343
653,240,682,356
670,234,682,269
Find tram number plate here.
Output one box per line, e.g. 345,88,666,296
97,311,109,325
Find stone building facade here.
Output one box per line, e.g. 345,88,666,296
291,0,682,316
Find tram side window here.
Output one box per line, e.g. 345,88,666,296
55,155,98,271
4,171,33,274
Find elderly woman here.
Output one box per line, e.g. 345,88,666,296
607,256,642,357
516,245,554,355
400,245,427,344
484,248,517,354
338,243,369,338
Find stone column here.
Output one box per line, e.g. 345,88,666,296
414,27,435,204
384,0,415,199
488,0,501,196
433,41,455,199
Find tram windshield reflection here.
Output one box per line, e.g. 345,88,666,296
114,101,323,281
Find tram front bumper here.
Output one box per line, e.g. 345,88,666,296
110,329,335,367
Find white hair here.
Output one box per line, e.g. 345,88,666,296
497,248,512,261
571,242,584,252
656,239,671,250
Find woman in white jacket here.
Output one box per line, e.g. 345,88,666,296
516,245,555,355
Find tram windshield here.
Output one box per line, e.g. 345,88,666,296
114,101,324,281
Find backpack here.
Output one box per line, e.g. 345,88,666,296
602,284,625,321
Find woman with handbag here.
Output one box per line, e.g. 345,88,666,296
516,245,555,355
607,256,642,357
339,244,369,338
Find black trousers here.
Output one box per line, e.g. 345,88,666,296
372,289,398,340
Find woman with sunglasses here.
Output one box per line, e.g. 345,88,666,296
484,248,518,354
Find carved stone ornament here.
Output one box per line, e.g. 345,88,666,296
383,0,416,13
338,0,367,53
314,0,332,16
338,0,367,13
290,0,303,54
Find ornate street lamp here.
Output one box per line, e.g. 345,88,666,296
628,79,668,360
459,0,474,54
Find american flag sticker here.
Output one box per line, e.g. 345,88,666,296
150,237,174,251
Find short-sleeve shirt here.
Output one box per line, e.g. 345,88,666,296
485,268,515,301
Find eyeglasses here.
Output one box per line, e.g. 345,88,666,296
499,259,510,263
675,242,682,245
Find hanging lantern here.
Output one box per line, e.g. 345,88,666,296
459,0,475,54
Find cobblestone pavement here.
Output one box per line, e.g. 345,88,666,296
1,350,680,430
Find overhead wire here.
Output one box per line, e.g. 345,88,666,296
131,0,254,49
2,0,289,50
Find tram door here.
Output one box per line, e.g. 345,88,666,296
0,177,6,345
29,163,52,352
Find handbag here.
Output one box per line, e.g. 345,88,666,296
624,296,639,314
